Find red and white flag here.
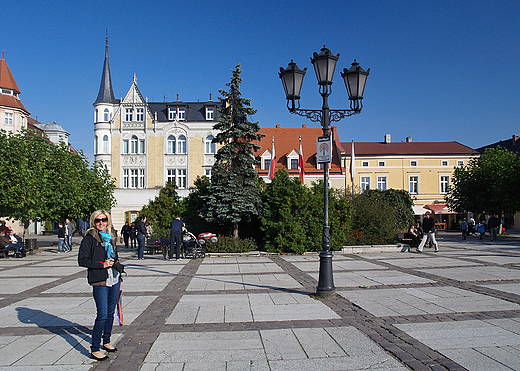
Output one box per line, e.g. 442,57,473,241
298,136,305,183
268,136,276,180
350,140,355,182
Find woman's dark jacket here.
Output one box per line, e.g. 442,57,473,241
78,228,118,285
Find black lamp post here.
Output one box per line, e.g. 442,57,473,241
279,46,369,296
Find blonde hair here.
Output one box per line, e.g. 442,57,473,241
89,209,112,232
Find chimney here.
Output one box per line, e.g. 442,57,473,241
276,124,281,128
302,124,307,128
406,136,412,142
513,134,520,146
384,134,391,144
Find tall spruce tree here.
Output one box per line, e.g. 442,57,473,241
205,63,265,237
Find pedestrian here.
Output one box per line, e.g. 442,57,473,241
416,211,439,253
129,223,137,249
169,216,185,261
136,216,147,260
488,214,500,242
57,222,69,253
461,219,468,240
77,210,121,361
120,222,131,248
65,218,76,251
478,221,486,240
469,217,476,235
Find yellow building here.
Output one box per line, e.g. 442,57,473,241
341,135,479,228
93,40,220,229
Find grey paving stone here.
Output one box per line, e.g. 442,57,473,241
418,265,520,281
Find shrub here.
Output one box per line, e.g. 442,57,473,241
205,235,258,253
44,220,53,231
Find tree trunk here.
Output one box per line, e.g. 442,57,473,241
233,222,239,238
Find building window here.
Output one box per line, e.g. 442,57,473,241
139,139,145,154
178,108,186,120
104,109,109,121
440,176,450,194
125,108,133,121
205,169,212,178
290,159,298,170
130,136,138,154
136,108,144,121
123,169,129,188
102,135,108,154
94,136,98,155
457,160,464,167
410,160,417,166
167,136,176,154
206,107,214,120
167,169,176,184
130,169,138,188
4,112,13,125
169,108,176,120
124,211,139,224
95,109,98,122
177,169,187,188
205,136,215,154
264,159,271,171
177,135,186,154
362,161,369,167
123,139,129,154
139,169,145,188
378,161,385,166
442,160,448,166
377,176,387,190
361,177,370,192
409,176,419,194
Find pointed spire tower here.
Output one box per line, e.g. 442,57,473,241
93,37,116,170
1,51,30,132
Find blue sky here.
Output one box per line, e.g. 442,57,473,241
3,0,519,161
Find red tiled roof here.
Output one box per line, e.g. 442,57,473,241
0,53,21,93
340,141,478,156
254,124,344,176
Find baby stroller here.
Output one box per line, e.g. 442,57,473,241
182,230,206,259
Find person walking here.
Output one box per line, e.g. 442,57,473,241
57,222,69,253
461,219,468,240
136,216,147,260
65,218,76,252
169,216,185,261
120,222,131,249
77,210,121,361
488,214,500,242
416,211,439,253
129,223,137,249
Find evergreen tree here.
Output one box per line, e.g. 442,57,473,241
205,63,265,237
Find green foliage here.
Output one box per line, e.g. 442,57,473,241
358,189,414,232
0,128,116,224
140,181,184,238
205,63,265,237
445,147,520,216
205,235,258,253
262,170,353,253
44,220,53,231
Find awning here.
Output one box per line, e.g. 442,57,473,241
425,204,456,214
413,205,429,215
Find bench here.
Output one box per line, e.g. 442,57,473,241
145,239,166,255
397,232,418,247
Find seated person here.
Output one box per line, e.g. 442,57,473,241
7,229,25,257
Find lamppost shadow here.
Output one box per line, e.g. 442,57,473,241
15,307,91,356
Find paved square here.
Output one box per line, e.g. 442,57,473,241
417,266,520,281
311,269,434,287
186,273,303,291
338,286,520,317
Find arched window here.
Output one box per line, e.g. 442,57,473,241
103,135,108,154
130,135,138,154
205,136,215,154
167,135,176,154
177,135,186,154
94,136,98,154
104,109,109,121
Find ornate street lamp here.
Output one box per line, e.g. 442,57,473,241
279,46,369,296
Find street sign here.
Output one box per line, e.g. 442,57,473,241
317,136,332,163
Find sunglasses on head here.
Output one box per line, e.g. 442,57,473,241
94,217,108,223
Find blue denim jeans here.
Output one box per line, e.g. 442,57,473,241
91,280,121,352
137,234,146,259
58,238,68,252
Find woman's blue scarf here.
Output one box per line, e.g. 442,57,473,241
99,231,115,259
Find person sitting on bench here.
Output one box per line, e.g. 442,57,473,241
7,229,25,257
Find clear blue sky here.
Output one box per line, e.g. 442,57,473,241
3,0,519,161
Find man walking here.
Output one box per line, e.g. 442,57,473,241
120,222,131,248
416,211,438,253
488,214,500,242
65,218,76,252
136,216,148,260
461,219,468,240
169,216,185,261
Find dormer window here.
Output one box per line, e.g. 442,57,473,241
169,108,176,120
206,107,215,120
169,107,186,121
178,107,186,120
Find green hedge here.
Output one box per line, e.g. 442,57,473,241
204,235,258,254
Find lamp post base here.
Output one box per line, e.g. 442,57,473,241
316,250,335,296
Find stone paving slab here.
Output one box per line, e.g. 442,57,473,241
379,256,481,268
43,276,174,294
291,260,386,272
479,283,520,296
310,269,434,287
418,265,520,281
186,273,303,291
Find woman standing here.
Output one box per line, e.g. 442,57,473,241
78,210,121,361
